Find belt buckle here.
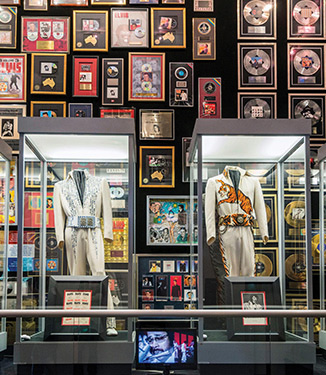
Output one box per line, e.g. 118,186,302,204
78,216,95,228
236,215,244,225
87,216,95,228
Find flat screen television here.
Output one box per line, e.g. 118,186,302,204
136,328,197,374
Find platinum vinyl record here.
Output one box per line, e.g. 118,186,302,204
243,0,270,26
293,0,320,26
244,49,270,75
244,98,271,118
294,99,321,125
293,49,320,75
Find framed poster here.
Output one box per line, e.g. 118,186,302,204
73,11,108,52
0,54,27,102
30,101,66,117
169,62,194,107
111,8,149,48
73,56,99,97
288,44,325,89
102,58,124,106
238,0,276,39
198,78,222,118
238,92,277,118
91,0,125,4
192,18,216,60
21,17,70,53
100,108,135,118
128,53,165,101
151,8,186,48
139,109,174,140
51,0,88,5
0,157,16,224
139,146,174,188
31,53,67,95
0,7,17,49
194,0,213,12
182,137,191,183
69,103,93,118
24,0,48,10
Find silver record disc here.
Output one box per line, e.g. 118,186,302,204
244,49,270,75
294,99,321,125
244,98,271,118
243,0,270,26
293,49,320,75
293,0,320,26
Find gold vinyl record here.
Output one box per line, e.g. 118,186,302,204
294,99,321,126
293,49,320,76
244,98,271,118
284,200,305,228
293,0,320,26
243,0,270,26
255,253,273,276
244,49,270,75
285,253,306,281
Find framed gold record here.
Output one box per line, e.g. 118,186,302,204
255,247,278,277
284,195,306,242
253,194,278,242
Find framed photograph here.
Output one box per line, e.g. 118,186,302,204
69,103,93,118
51,0,88,5
0,54,27,102
194,0,213,12
238,92,277,118
91,0,125,4
177,260,189,272
30,101,66,117
255,247,278,277
24,0,48,10
0,117,18,139
238,0,276,39
288,0,325,39
0,7,17,49
128,53,165,101
288,43,325,89
198,78,222,118
140,109,174,140
129,0,157,4
170,275,182,301
156,275,168,300
139,146,174,188
142,275,154,287
102,58,124,106
288,93,326,139
169,62,194,107
193,18,216,60
31,53,66,95
163,260,175,273
149,260,161,272
100,108,135,118
182,137,191,183
73,56,99,97
151,8,186,48
111,8,149,49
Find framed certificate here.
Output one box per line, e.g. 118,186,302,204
128,53,165,101
198,78,221,118
30,101,66,117
51,0,88,4
73,56,99,97
24,0,48,10
102,58,124,106
0,7,17,49
100,108,135,118
21,17,70,53
31,53,67,95
151,8,186,48
69,103,93,118
238,92,277,118
140,109,174,140
111,8,149,48
169,62,194,107
73,11,108,52
194,0,213,11
192,18,216,60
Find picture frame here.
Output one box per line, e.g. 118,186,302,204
24,0,48,10
192,18,216,60
51,0,88,5
91,0,125,5
102,58,124,106
73,56,99,97
255,247,278,277
0,105,25,141
194,0,213,12
111,8,149,49
69,103,93,118
30,101,66,117
31,53,67,95
285,249,306,291
182,137,191,183
163,0,184,3
21,17,70,53
284,194,306,242
139,109,174,140
100,108,135,118
0,104,26,117
198,78,222,118
0,0,20,4
128,52,165,101
0,7,17,49
129,0,157,5
139,146,174,188
0,54,27,102
169,62,194,107
151,8,186,48
238,92,277,119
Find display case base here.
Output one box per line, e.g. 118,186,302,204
0,332,7,352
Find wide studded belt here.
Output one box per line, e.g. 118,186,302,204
218,214,254,227
67,215,101,229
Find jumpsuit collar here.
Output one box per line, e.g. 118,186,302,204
223,166,247,179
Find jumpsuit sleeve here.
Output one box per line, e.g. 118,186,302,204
53,183,66,244
253,178,269,240
102,179,113,242
205,177,217,246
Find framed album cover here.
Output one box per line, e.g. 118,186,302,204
238,43,277,89
69,103,93,118
31,53,67,95
194,0,213,12
73,56,99,97
169,62,194,107
238,0,276,39
0,7,17,49
182,137,191,183
151,8,186,48
51,0,88,5
288,44,325,89
139,146,174,188
73,11,108,52
128,53,165,101
192,18,216,60
0,54,27,102
100,108,135,118
21,17,70,53
24,0,48,10
111,8,149,49
238,92,277,118
140,109,174,140
30,101,66,117
102,58,124,106
288,0,325,39
288,93,326,139
198,78,221,118
91,0,125,4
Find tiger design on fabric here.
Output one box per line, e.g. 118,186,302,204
216,180,253,215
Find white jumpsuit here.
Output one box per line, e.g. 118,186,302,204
205,166,268,277
53,169,115,328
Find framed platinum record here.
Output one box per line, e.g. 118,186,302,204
194,0,213,12
102,58,124,106
238,0,276,39
238,43,277,89
139,109,174,140
238,92,276,119
169,62,193,107
192,18,216,60
198,78,221,119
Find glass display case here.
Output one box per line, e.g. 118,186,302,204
14,117,136,371
189,119,315,365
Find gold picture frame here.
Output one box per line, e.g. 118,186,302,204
30,101,67,117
